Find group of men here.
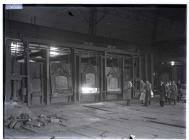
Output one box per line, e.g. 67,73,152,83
124,79,181,107
139,80,152,106
124,80,152,106
159,81,180,107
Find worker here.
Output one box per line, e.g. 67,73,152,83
170,81,177,105
165,81,171,104
139,80,146,104
144,81,151,106
124,80,132,106
159,81,166,107
177,80,182,102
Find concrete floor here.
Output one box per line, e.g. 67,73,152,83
4,99,186,139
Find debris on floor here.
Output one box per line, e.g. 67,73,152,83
100,130,108,138
7,113,33,129
4,101,186,139
5,112,67,131
6,113,38,129
4,101,37,120
129,134,136,139
25,120,42,128
49,118,60,123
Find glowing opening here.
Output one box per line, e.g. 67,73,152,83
35,56,42,59
50,51,59,57
170,61,175,66
17,59,35,63
50,46,59,57
11,42,22,53
50,46,58,51
82,87,98,94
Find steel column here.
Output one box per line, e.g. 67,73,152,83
4,40,12,101
78,55,81,103
44,49,50,105
139,56,142,80
40,63,44,105
150,53,154,89
71,48,76,103
99,55,103,101
132,57,135,98
121,56,124,98
104,52,107,100
145,54,148,81
24,40,31,106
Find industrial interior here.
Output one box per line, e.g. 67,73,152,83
3,4,187,139
4,5,186,106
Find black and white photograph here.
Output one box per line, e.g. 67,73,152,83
3,4,187,139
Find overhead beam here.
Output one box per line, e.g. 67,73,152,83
5,20,139,55
6,36,139,56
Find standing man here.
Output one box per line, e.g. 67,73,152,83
124,80,132,106
139,80,146,104
159,81,166,107
177,80,182,102
165,82,171,104
145,81,151,106
171,81,177,105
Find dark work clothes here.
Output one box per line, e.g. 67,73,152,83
160,84,166,101
159,83,166,107
145,82,151,106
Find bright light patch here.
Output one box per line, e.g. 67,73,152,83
50,46,60,57
82,87,97,94
50,46,58,51
50,51,59,57
170,61,175,66
11,42,20,49
35,56,42,59
17,59,35,63
30,60,35,63
11,42,22,54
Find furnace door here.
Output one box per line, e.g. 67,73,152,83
105,55,122,100
78,50,100,103
49,47,73,104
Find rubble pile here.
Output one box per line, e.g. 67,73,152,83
5,113,67,130
6,113,30,129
